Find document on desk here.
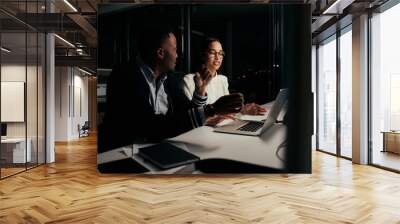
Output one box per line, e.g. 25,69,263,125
235,113,268,122
213,111,269,127
212,114,267,127
232,101,272,122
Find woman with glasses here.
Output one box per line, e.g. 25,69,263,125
182,38,266,125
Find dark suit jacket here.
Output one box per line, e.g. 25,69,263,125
98,62,201,152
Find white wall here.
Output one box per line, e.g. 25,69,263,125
55,66,89,141
75,69,89,139
1,64,41,137
1,82,25,122
1,64,26,81
55,66,70,141
1,65,26,134
1,63,46,163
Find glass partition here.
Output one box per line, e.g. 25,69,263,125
38,32,45,165
27,30,38,169
317,35,337,155
339,27,352,158
371,3,400,171
1,31,28,177
0,1,46,179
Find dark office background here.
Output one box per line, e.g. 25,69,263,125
98,4,284,117
97,4,312,173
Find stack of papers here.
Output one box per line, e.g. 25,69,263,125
214,101,272,127
215,111,269,127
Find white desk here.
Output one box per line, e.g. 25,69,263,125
167,123,286,169
1,138,32,163
98,125,287,174
97,102,287,173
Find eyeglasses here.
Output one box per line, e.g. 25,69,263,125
207,49,225,58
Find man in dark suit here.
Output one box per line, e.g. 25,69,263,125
99,26,243,152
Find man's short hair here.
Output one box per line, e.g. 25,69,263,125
138,25,174,64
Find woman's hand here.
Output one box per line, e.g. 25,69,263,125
205,114,236,126
195,66,214,96
212,93,244,115
241,103,267,115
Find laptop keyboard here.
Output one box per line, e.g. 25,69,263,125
237,121,264,132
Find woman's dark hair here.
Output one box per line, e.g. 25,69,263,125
200,37,221,59
195,37,222,71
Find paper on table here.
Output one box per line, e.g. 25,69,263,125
215,109,269,126
235,113,268,122
236,101,272,121
215,118,235,127
212,101,273,126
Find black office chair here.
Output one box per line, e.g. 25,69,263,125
78,121,90,138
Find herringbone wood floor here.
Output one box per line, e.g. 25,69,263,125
1,134,400,223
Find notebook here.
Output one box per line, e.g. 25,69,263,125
138,142,200,170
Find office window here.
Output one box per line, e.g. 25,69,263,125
25,0,46,169
27,30,38,170
317,35,337,154
371,2,400,171
37,32,46,165
339,27,352,158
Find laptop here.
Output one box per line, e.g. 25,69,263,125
213,89,288,136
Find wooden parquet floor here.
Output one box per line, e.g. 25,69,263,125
1,134,400,223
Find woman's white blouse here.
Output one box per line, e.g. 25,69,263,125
182,73,230,104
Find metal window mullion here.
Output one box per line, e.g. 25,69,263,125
367,11,373,165
44,36,47,164
316,44,320,150
36,16,39,167
72,68,75,118
25,0,28,171
60,68,62,117
44,30,47,165
337,30,341,157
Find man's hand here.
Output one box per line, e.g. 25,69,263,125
211,93,244,115
195,66,214,96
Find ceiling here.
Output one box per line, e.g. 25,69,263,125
0,0,392,73
0,0,312,73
